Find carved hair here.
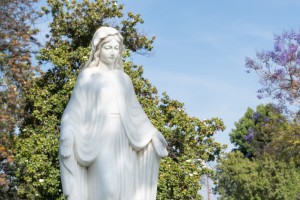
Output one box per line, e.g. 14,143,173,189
83,27,124,70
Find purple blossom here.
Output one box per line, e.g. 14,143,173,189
289,30,297,39
253,112,261,122
244,133,254,143
278,51,288,65
245,127,255,143
274,69,285,79
288,66,297,74
267,51,276,59
286,96,293,103
288,44,298,54
245,57,255,68
257,89,264,93
257,51,271,62
296,53,300,65
274,92,282,99
297,35,300,45
246,29,300,105
265,88,272,95
246,152,252,158
263,117,270,122
270,103,282,114
279,82,288,88
274,41,284,52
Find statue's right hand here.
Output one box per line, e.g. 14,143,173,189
59,132,74,158
60,145,72,158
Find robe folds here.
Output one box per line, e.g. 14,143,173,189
59,67,161,200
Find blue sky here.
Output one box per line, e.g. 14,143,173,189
36,1,300,199
113,0,300,152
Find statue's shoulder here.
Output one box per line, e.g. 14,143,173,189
78,67,94,77
76,68,96,85
116,70,132,83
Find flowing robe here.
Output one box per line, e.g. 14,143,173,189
59,67,161,200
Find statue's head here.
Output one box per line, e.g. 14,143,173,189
84,27,124,70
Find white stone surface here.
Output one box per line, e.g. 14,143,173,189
59,27,168,200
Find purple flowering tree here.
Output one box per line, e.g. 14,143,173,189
229,104,288,158
246,29,300,106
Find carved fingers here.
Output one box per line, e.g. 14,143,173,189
157,131,168,147
152,132,168,157
59,131,74,158
60,145,73,158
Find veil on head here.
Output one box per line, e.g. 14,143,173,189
83,27,124,70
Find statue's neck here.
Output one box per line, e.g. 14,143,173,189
98,61,115,71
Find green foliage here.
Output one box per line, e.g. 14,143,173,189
15,133,64,199
218,104,300,199
0,0,40,198
15,68,75,199
229,107,254,155
229,104,288,158
216,152,300,200
13,0,226,199
267,121,300,166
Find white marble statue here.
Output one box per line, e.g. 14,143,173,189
59,27,168,200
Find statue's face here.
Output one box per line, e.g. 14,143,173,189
100,37,120,66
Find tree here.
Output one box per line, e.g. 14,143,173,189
244,28,300,164
229,104,288,158
215,151,300,200
0,0,40,198
246,29,300,108
14,0,225,199
217,28,300,200
266,120,300,166
218,104,300,199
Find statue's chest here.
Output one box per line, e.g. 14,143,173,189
86,72,128,96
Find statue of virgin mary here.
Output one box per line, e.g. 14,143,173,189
59,27,168,200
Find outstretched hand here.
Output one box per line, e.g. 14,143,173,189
152,132,168,157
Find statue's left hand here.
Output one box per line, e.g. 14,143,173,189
152,132,168,157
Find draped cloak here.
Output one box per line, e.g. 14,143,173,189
59,67,161,200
